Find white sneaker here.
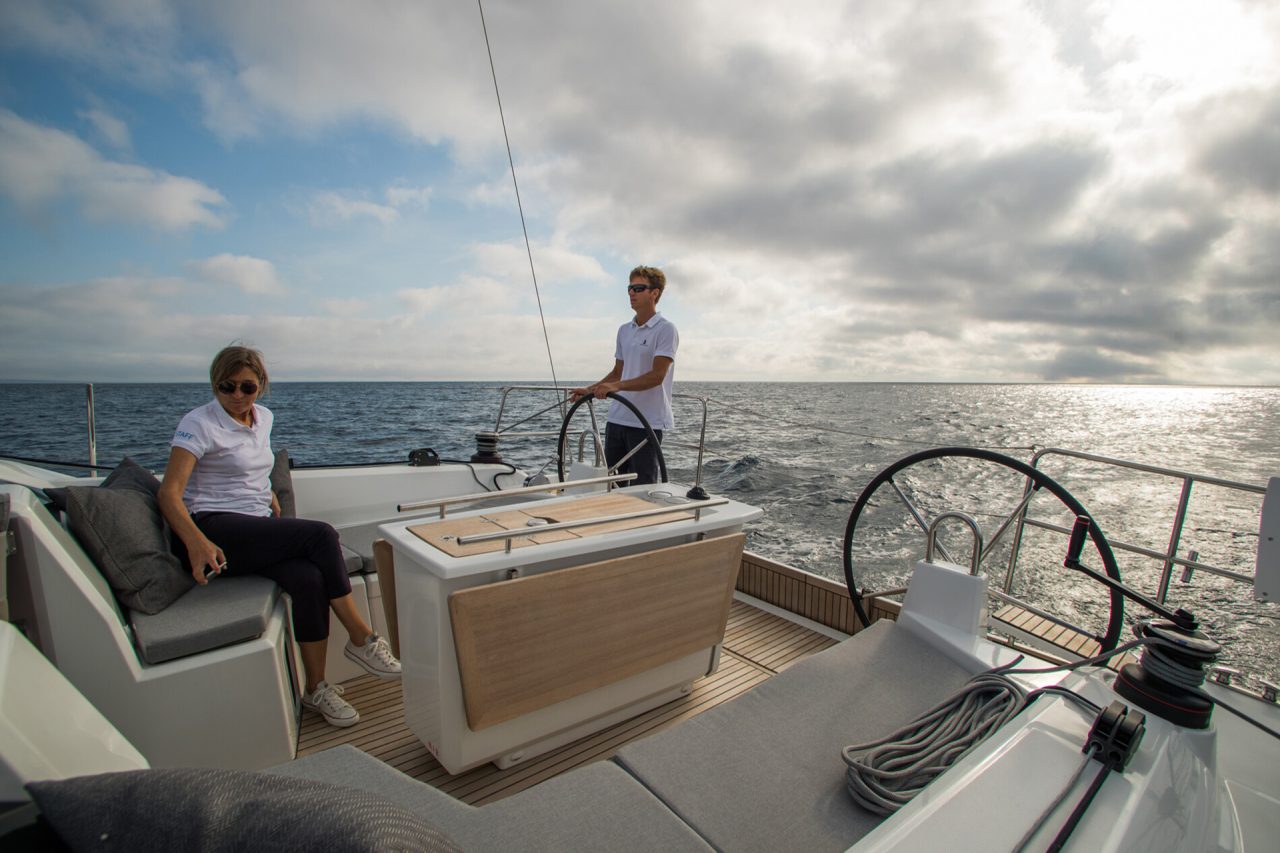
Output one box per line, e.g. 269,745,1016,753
303,681,359,728
344,633,401,679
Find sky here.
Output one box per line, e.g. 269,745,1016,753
1,0,1278,385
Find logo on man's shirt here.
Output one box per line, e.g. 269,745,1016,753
175,430,195,441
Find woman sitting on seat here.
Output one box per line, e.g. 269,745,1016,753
158,344,399,728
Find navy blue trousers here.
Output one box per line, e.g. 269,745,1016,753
189,513,351,643
605,422,665,487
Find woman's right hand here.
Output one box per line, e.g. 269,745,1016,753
189,538,226,585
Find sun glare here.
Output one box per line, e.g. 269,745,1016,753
1102,0,1277,92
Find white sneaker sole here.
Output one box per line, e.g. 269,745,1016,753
344,645,402,680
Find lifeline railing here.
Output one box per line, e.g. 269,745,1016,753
1004,447,1268,604
482,385,710,491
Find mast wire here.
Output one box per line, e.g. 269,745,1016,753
477,0,560,393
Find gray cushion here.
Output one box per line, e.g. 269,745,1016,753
271,746,713,852
63,481,194,615
46,456,163,513
27,767,461,852
473,759,714,851
342,544,367,575
269,448,296,519
100,456,162,496
130,575,279,664
612,620,975,853
272,449,364,575
267,746,477,826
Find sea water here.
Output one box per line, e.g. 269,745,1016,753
2,381,1277,686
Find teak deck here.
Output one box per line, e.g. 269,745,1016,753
992,603,1137,670
297,595,838,805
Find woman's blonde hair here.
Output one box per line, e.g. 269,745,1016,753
209,344,269,395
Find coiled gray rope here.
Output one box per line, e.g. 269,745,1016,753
839,648,1128,817
840,669,1028,815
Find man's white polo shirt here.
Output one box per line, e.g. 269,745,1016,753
609,312,678,431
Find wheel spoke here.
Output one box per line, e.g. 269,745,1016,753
888,476,956,564
977,483,1039,569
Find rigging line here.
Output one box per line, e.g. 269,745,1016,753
703,398,1036,452
477,0,560,393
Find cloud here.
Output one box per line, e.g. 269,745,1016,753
2,1,1280,383
0,272,556,382
189,254,285,295
78,104,132,150
385,184,432,209
470,241,611,287
0,274,216,380
398,275,516,316
1197,91,1280,195
182,0,501,151
1040,347,1162,384
0,109,228,231
308,190,399,227
320,297,368,316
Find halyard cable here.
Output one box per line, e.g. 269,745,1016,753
477,0,561,396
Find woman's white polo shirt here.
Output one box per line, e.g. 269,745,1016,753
171,399,274,516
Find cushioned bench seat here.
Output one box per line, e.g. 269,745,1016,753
269,744,714,852
4,484,299,770
130,576,280,665
339,544,366,574
612,619,975,852
17,580,985,850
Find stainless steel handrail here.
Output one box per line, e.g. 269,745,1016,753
1014,516,1256,586
1003,447,1267,603
926,511,984,575
455,497,729,552
86,384,98,474
398,473,637,517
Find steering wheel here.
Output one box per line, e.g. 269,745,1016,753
842,446,1124,652
556,392,668,485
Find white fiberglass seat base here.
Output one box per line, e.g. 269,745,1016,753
3,486,298,770
0,620,148,802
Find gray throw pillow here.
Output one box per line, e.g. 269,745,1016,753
100,456,162,496
64,484,193,615
27,768,461,853
45,457,158,514
270,448,296,518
